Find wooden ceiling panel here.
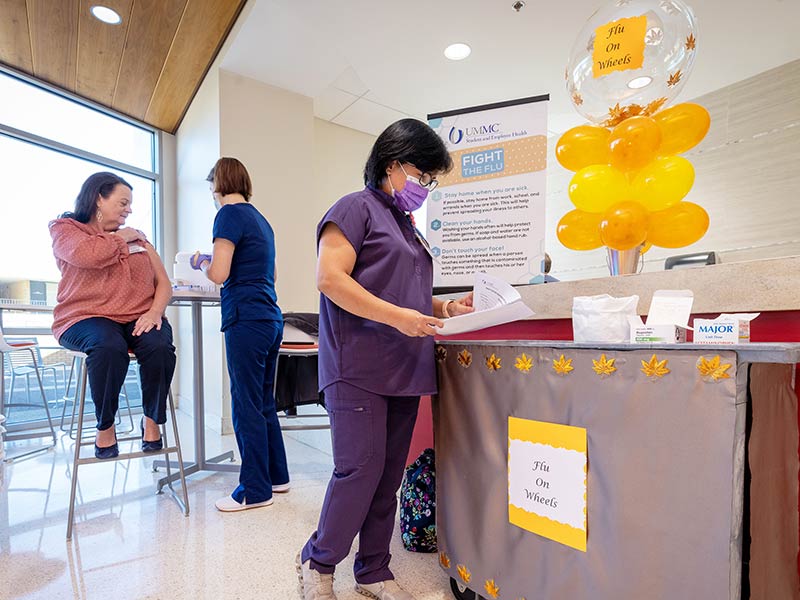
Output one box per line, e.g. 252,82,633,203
0,0,33,73
0,0,247,133
76,0,134,106
112,0,187,120
27,0,80,91
146,0,243,132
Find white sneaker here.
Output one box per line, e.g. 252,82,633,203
273,482,291,493
214,495,273,512
355,580,415,600
296,552,337,599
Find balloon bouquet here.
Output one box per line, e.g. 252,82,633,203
556,0,710,274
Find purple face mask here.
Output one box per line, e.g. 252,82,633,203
389,164,429,212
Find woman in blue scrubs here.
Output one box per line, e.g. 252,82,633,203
191,157,290,512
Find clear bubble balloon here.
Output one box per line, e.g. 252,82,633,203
566,0,698,126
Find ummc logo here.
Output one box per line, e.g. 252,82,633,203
698,325,734,334
448,122,501,144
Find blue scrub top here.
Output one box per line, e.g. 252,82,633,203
316,186,436,397
213,202,282,331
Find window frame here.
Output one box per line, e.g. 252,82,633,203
0,64,164,253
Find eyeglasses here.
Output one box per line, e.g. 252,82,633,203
406,163,439,191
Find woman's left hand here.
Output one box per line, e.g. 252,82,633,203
133,310,162,336
446,292,475,317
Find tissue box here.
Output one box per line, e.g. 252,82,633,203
694,313,759,344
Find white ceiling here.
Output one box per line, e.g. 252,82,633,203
221,0,800,137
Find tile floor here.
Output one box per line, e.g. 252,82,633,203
0,409,454,600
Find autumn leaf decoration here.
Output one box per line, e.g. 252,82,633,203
697,355,732,381
457,349,472,368
435,346,447,362
484,579,500,599
685,33,696,51
515,353,533,373
592,354,617,376
641,354,670,378
439,552,451,569
572,91,584,106
667,70,682,87
552,354,574,376
486,353,502,372
457,564,472,584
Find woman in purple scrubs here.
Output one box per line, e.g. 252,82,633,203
297,119,473,600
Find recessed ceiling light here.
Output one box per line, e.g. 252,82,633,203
91,5,122,25
627,76,653,89
444,43,471,61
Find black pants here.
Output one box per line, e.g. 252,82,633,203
60,317,176,431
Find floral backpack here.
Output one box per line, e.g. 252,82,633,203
400,448,437,552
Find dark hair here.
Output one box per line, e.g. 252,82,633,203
62,172,133,223
363,119,453,188
207,157,252,200
543,252,552,273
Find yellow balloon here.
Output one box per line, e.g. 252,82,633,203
556,125,610,172
640,241,653,254
608,116,662,171
655,103,711,155
631,156,695,211
568,165,629,213
557,210,603,251
599,201,650,251
648,202,709,248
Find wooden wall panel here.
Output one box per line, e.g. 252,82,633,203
76,0,133,105
146,0,243,132
0,0,33,73
27,0,79,91
112,0,187,120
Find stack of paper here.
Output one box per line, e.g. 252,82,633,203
436,272,534,335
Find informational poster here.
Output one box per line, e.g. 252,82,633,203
508,416,587,552
426,96,548,289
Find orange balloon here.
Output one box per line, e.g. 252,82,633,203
568,164,629,213
599,201,650,251
556,125,611,172
648,202,709,248
655,103,711,155
640,241,653,254
608,116,662,171
557,210,603,251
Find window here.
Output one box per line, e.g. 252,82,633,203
0,67,160,425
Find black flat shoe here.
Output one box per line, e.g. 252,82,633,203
94,442,119,460
140,417,163,453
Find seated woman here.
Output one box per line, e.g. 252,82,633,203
50,172,176,459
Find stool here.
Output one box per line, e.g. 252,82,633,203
274,343,329,431
66,352,189,540
0,330,57,462
59,351,135,438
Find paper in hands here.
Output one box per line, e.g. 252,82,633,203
437,272,534,335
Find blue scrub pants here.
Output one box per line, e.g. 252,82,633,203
224,319,290,504
60,316,175,431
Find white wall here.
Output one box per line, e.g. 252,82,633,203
170,66,376,433
218,70,376,312
174,65,229,432
546,59,800,281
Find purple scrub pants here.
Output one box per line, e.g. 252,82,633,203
302,381,420,584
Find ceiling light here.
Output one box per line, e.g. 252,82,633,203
627,76,653,89
91,5,122,25
444,43,471,61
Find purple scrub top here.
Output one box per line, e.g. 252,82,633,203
317,186,436,396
